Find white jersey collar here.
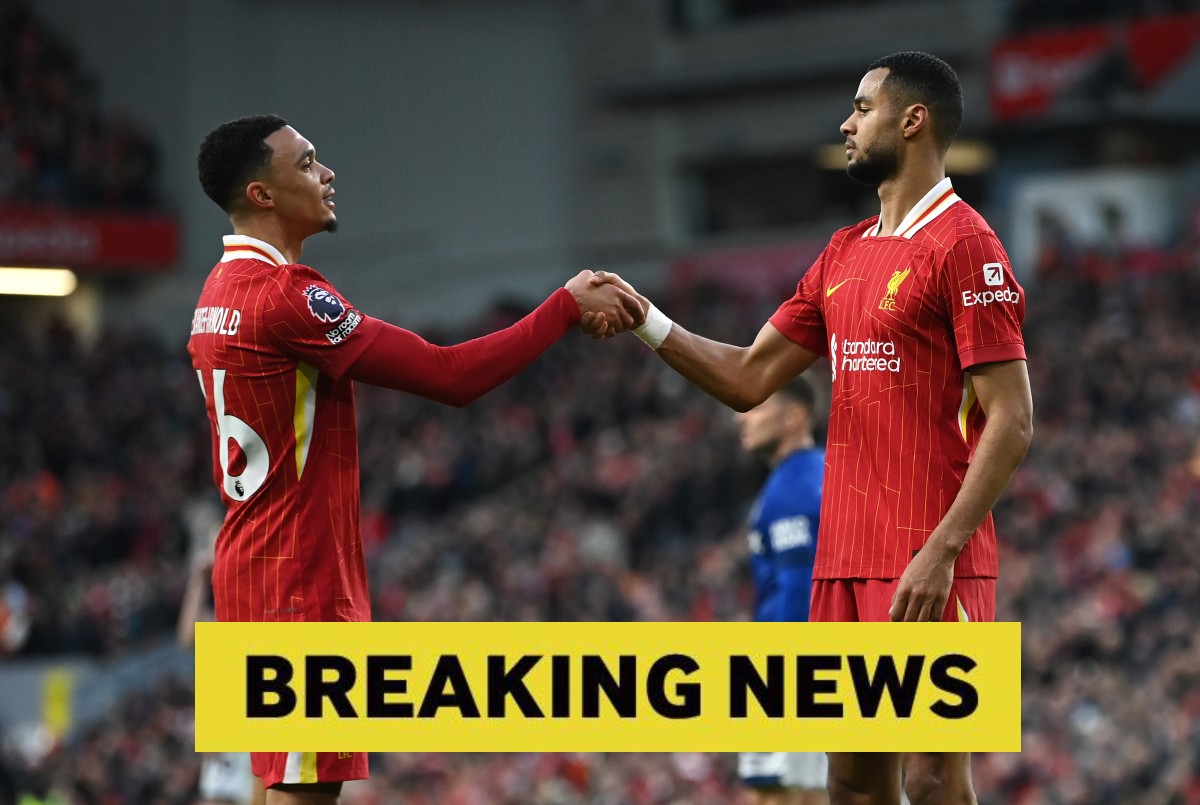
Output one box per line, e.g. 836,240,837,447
221,234,287,266
863,177,960,239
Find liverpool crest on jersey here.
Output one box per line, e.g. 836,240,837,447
878,268,911,311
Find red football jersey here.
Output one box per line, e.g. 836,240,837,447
770,179,1026,580
188,235,379,622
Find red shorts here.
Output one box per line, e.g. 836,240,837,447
810,578,995,623
251,752,368,789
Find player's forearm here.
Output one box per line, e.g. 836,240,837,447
926,404,1033,561
653,327,765,411
176,565,212,648
348,289,579,406
652,321,818,413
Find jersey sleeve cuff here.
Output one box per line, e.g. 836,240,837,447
959,342,1026,370
550,286,582,326
767,311,828,357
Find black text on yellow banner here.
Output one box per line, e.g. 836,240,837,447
194,621,1020,752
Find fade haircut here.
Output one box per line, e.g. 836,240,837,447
775,375,817,413
197,114,289,212
867,52,963,153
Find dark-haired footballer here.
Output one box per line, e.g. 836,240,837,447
188,115,643,804
594,53,1033,805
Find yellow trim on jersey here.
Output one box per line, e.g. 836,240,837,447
958,378,977,443
300,751,320,783
294,363,318,479
957,597,970,622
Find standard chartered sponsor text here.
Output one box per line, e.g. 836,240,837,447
839,336,900,373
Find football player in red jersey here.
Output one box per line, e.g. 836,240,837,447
189,115,642,804
593,53,1033,805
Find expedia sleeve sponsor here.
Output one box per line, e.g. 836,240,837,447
961,288,1020,308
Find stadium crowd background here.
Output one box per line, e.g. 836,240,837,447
0,1,158,210
4,0,1200,803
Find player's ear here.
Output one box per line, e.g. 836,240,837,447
784,401,807,431
245,180,274,210
901,103,929,141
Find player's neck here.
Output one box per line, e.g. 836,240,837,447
874,162,946,237
230,218,305,264
771,434,814,466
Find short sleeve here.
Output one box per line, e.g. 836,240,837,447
943,232,1027,369
263,265,379,379
768,246,831,357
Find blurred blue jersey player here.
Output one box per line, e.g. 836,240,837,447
736,376,828,805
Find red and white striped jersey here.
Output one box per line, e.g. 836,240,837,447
770,178,1026,580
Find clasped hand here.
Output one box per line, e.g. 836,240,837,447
566,270,646,338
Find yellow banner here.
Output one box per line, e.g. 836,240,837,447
194,621,1020,752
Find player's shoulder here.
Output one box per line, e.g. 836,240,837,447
259,262,340,300
267,264,360,329
831,217,879,247
775,448,826,480
921,199,1002,251
282,261,329,279
947,198,997,236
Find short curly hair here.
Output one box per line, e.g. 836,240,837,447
197,115,289,212
867,52,963,153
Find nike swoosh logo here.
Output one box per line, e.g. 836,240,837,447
826,279,853,297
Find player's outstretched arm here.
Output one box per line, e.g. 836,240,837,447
176,553,214,648
346,271,643,407
584,271,819,411
890,358,1033,622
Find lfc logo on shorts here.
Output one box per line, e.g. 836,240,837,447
878,268,911,311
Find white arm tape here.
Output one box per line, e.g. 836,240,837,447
633,303,673,350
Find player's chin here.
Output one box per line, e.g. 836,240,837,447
323,214,339,234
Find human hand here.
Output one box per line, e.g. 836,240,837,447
566,270,645,339
589,270,674,349
588,271,649,310
579,271,652,339
889,542,956,622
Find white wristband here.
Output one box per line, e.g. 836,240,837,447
633,303,673,350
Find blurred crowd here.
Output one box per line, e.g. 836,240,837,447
972,231,1200,803
0,321,208,657
0,677,197,805
0,0,159,210
0,673,741,805
3,230,1200,800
